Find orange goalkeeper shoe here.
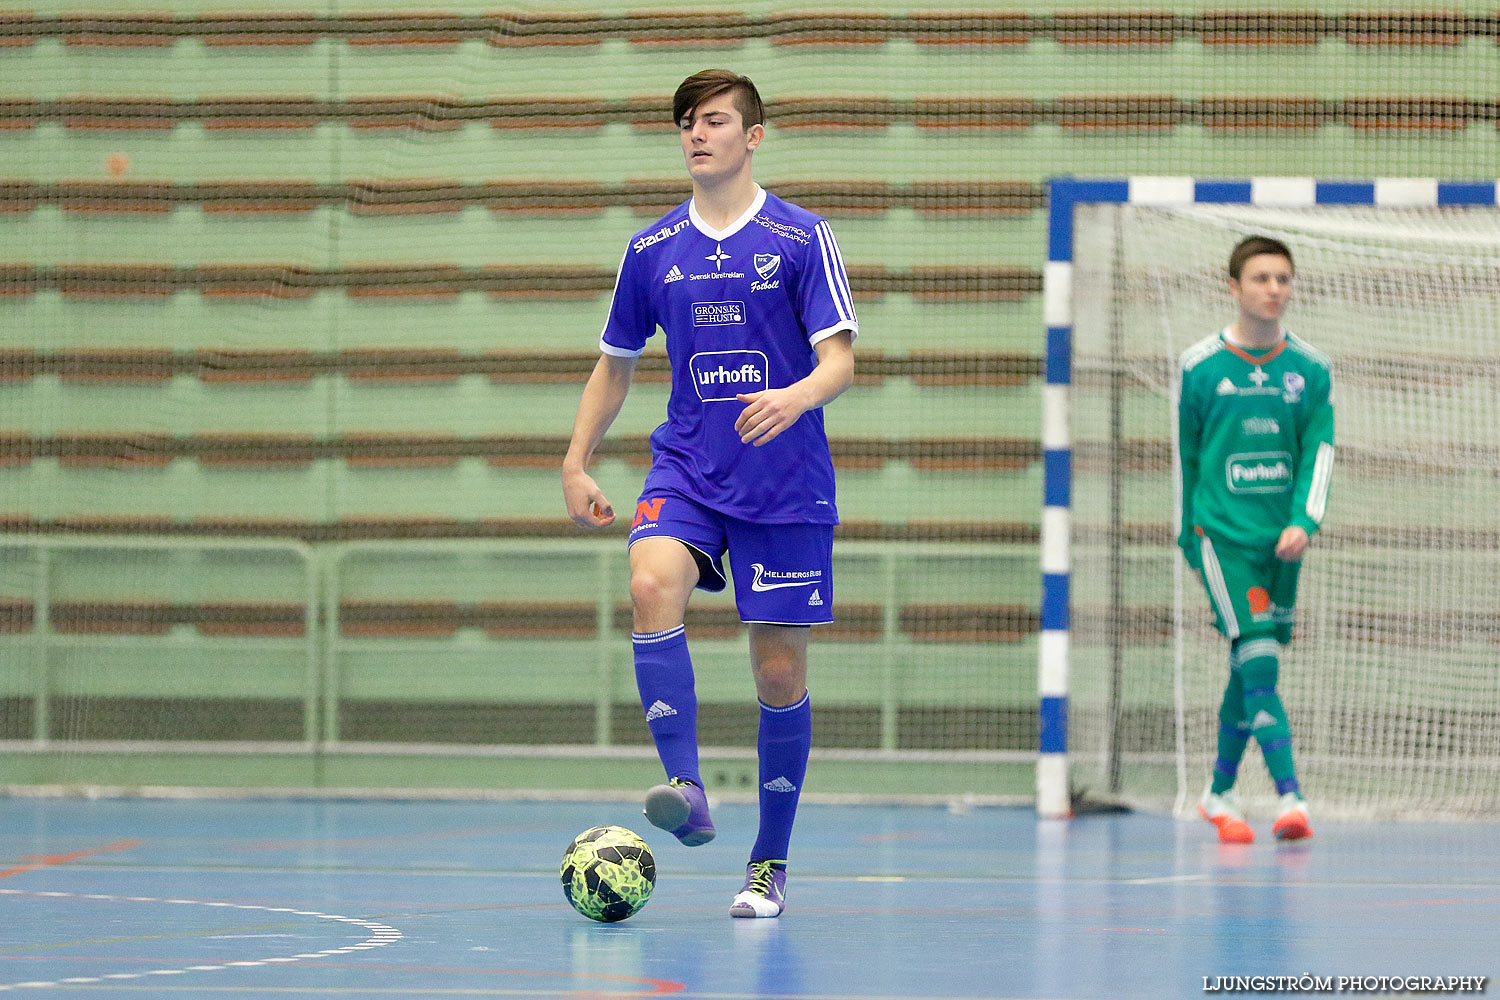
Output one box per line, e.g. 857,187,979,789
1199,786,1255,844
1272,793,1313,841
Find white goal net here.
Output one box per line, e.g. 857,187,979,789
1068,199,1500,820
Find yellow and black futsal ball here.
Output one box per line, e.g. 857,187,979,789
560,825,656,922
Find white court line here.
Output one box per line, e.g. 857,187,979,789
0,888,403,992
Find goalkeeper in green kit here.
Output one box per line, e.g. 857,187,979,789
1178,235,1333,844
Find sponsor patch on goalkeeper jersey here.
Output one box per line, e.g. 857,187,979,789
1225,452,1294,494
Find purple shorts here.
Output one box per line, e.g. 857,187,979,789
627,490,834,626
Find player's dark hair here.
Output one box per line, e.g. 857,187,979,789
1228,235,1295,280
672,69,764,129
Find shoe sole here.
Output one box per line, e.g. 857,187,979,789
644,784,691,832
644,784,716,846
1274,815,1313,841
677,827,716,846
1199,804,1254,844
729,904,782,918
729,897,783,918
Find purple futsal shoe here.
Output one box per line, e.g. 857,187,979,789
643,777,716,846
729,859,786,918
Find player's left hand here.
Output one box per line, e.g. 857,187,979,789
734,388,809,446
1275,525,1309,562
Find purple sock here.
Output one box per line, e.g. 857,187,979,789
633,626,701,786
751,691,811,863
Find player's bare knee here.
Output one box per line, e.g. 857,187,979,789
627,569,663,610
629,569,687,621
755,674,804,707
750,650,807,706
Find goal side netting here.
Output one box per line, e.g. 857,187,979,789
1068,199,1500,820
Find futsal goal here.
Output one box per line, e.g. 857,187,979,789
1041,177,1500,821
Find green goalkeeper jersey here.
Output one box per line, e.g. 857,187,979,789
1177,328,1334,559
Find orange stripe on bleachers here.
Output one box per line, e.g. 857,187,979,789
346,179,469,215
3,264,1044,302
196,11,321,47
906,11,1029,45
0,179,1048,217
59,13,177,47
1200,10,1323,45
342,12,467,47
1,97,1492,132
620,8,748,48
766,11,895,47
1052,11,1177,46
0,10,1495,49
483,11,609,47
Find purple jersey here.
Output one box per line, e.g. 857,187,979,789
599,187,858,524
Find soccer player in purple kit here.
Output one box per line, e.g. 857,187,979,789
561,69,858,918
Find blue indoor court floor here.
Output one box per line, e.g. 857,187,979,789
1,795,1497,999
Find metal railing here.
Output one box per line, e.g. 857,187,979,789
3,534,1027,754
1,534,319,745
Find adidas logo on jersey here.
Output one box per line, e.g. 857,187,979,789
762,776,797,793
645,700,678,721
1217,377,1236,395
663,265,684,284
807,589,823,607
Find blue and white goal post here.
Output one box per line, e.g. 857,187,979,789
1035,175,1500,820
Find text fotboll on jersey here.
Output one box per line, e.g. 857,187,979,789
690,351,768,402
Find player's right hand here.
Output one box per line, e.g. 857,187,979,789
563,468,615,529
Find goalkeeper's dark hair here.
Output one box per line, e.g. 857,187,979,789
1229,235,1295,280
673,69,764,130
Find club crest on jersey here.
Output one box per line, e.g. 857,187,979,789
689,350,768,402
1282,371,1305,403
751,253,782,292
